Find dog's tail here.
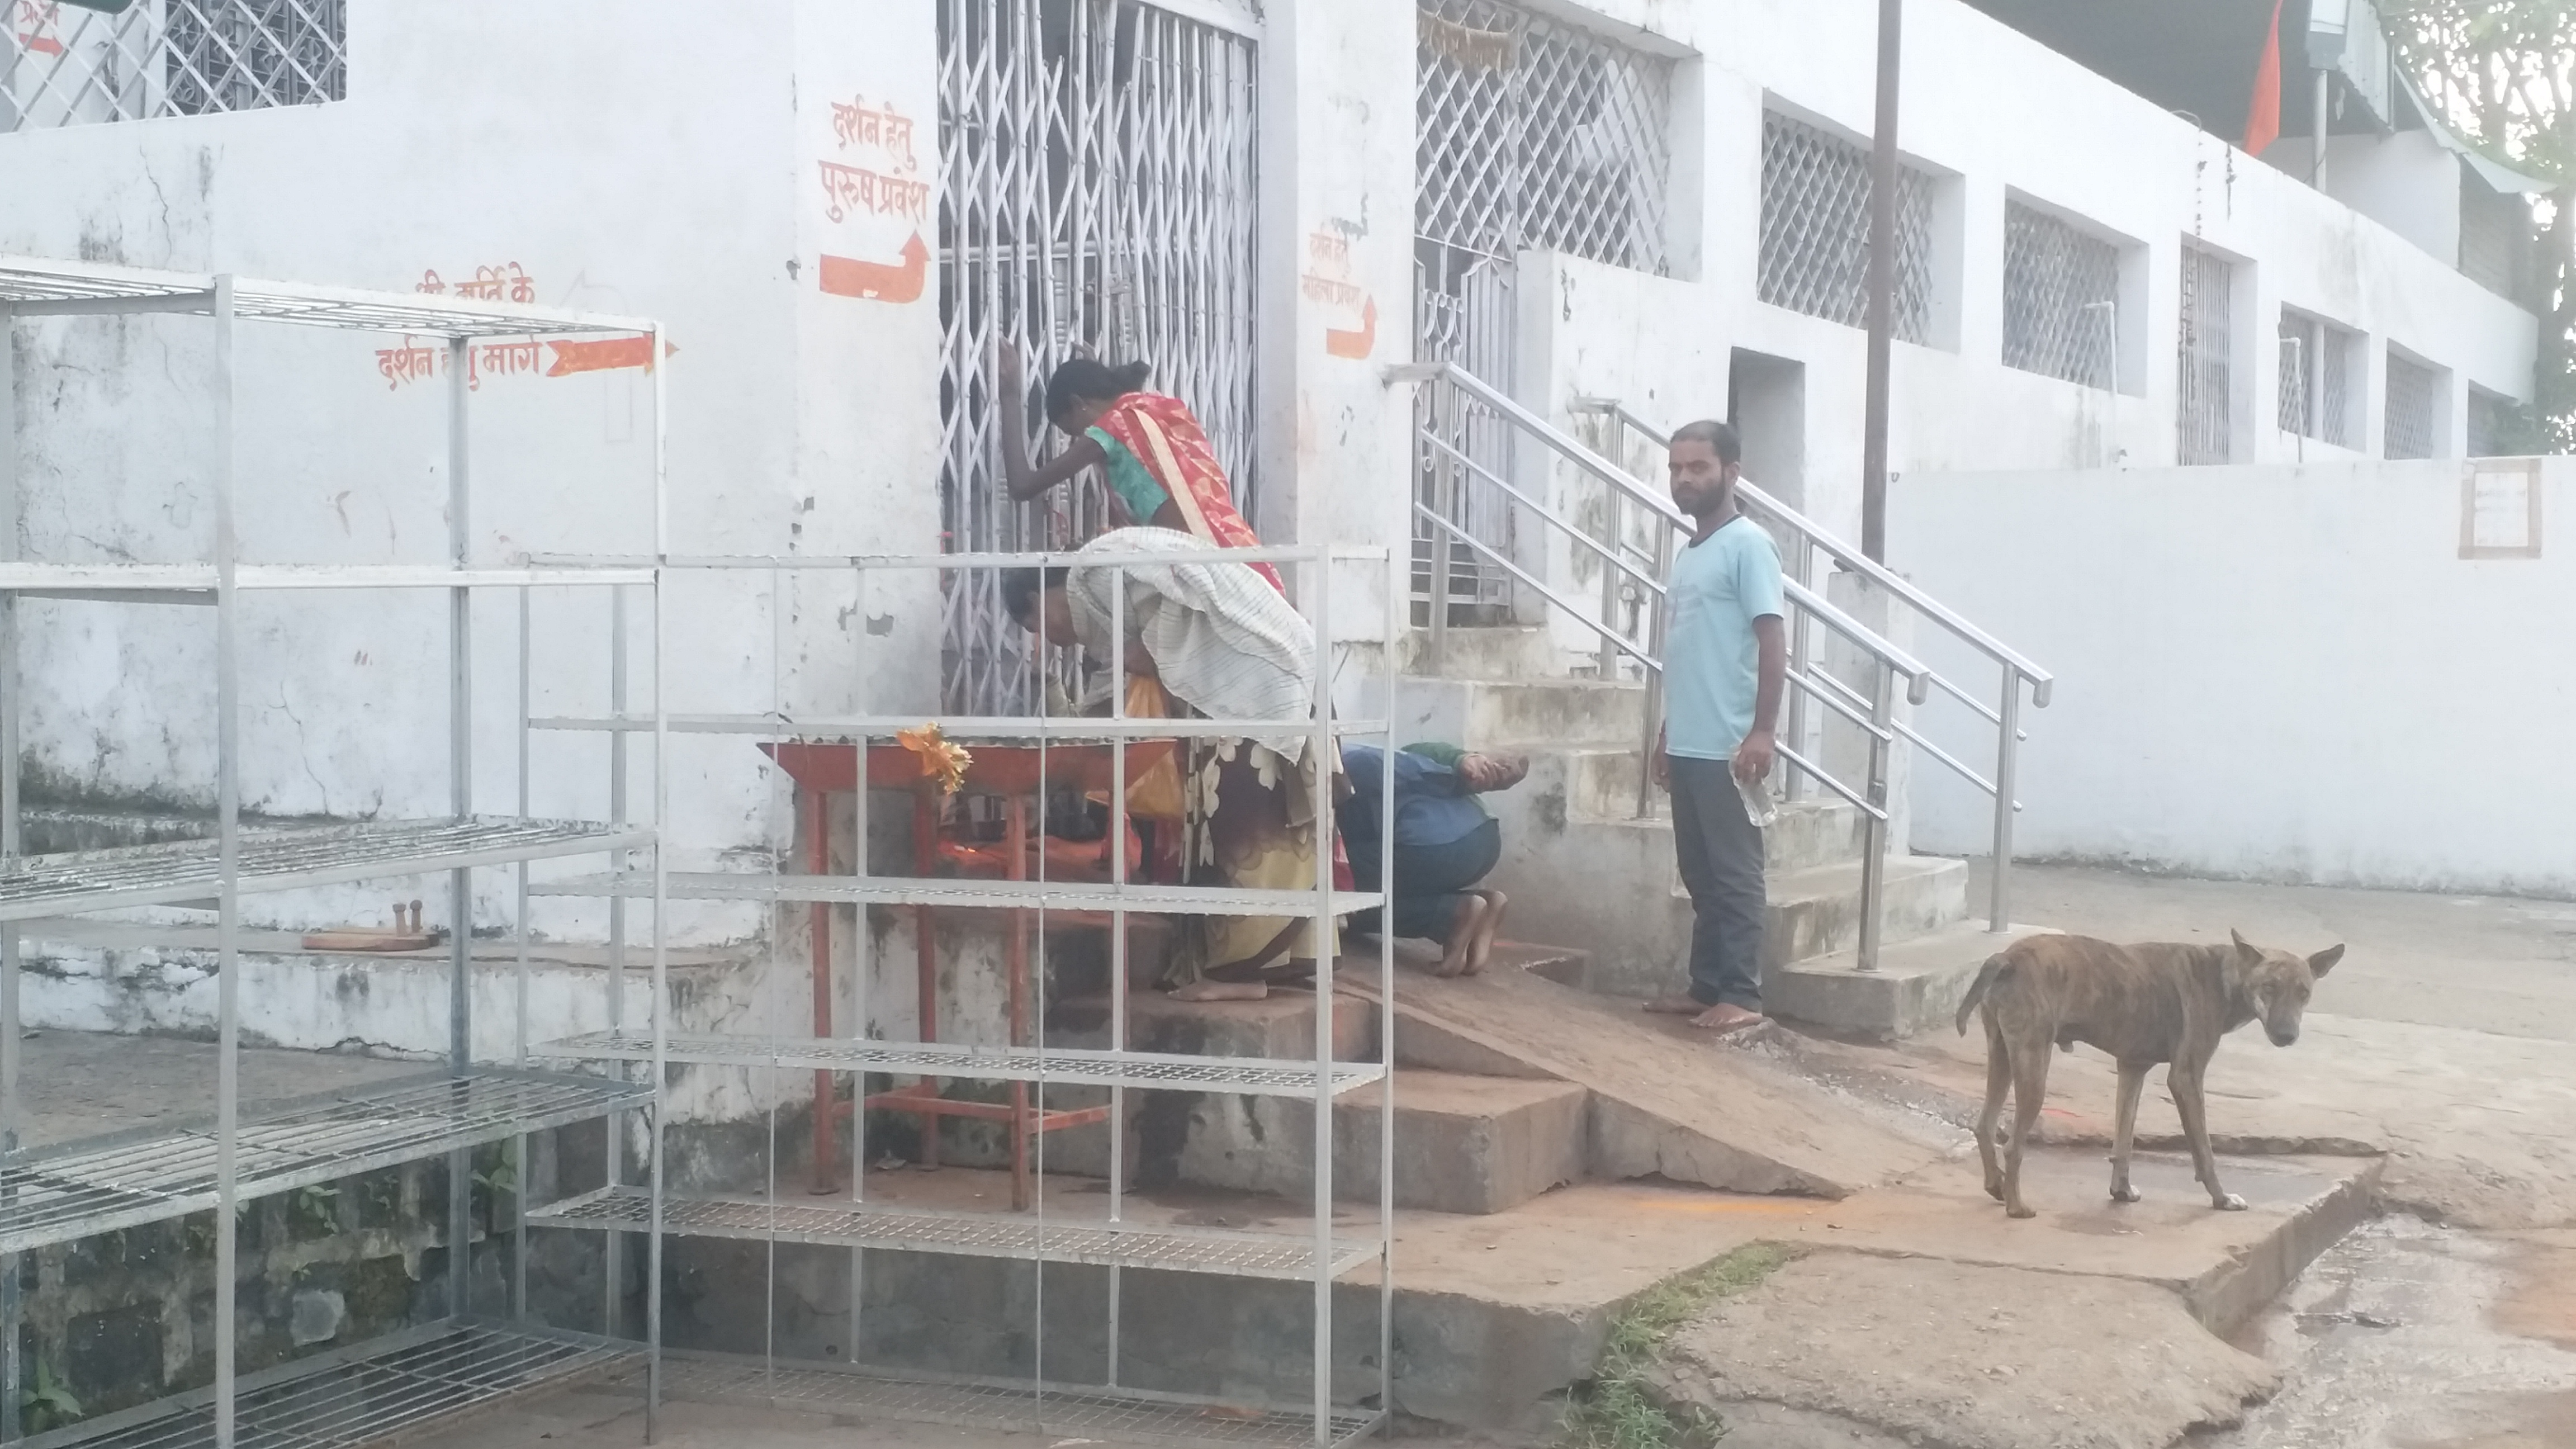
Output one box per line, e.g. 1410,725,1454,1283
1954,955,2011,1035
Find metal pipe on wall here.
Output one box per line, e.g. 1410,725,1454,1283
1860,0,1902,562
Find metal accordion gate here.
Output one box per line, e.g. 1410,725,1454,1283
934,0,1260,712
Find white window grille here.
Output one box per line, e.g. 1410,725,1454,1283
2001,201,2118,390
4,0,344,131
1414,0,1674,622
2384,351,2441,460
936,0,1259,712
2275,310,2355,449
1758,110,1936,343
2176,245,2234,465
2457,174,2527,301
2467,386,2517,457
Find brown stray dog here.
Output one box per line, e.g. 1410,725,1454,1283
1954,930,2343,1219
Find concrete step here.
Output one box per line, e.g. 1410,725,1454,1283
1557,790,1868,872
1399,625,1560,681
1764,920,2054,1041
1394,675,1647,750
1355,964,1946,1198
1169,1068,1589,1215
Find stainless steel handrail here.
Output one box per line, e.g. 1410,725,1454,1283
1570,391,2051,935
1580,395,2056,708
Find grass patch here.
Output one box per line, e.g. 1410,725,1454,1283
1563,1241,1800,1449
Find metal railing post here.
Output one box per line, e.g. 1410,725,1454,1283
1988,670,2021,932
1783,534,1815,801
1634,523,1673,820
1857,660,1895,973
1426,383,1453,665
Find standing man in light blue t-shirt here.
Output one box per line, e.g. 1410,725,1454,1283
1646,419,1786,1034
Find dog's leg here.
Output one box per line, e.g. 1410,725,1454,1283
2108,1060,2147,1204
2002,1034,2051,1219
2170,1062,2246,1211
1977,1016,2010,1203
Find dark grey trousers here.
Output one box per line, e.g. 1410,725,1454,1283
1668,755,1766,1011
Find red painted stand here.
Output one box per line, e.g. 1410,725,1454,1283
763,740,1169,1210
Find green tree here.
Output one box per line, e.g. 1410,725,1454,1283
2383,0,2576,448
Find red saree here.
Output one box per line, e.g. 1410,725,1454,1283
1090,392,1283,592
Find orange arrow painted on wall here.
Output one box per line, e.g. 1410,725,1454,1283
545,335,677,377
1325,296,1377,360
821,232,929,302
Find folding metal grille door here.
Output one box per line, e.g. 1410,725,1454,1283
1757,111,1935,343
1414,0,1672,624
4,0,344,131
2176,245,2233,465
936,0,1258,712
2385,352,2440,460
2001,201,2117,391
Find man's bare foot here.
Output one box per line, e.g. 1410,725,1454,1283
1644,996,1708,1015
1434,894,1490,977
1170,979,1268,1002
1465,889,1507,974
1688,1002,1767,1033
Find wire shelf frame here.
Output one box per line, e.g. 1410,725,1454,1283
628,1356,1385,1449
0,817,653,924
16,1322,635,1449
526,869,1387,919
1758,110,1936,343
0,1070,650,1256
3,0,344,134
528,1185,1379,1281
0,255,659,338
533,1029,1387,1098
2002,201,2118,391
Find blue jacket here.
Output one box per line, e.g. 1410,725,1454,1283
1338,744,1490,850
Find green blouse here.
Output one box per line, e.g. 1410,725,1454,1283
1086,426,1171,522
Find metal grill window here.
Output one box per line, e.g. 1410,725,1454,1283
2001,201,2119,390
2467,387,2516,458
2176,245,2234,465
4,0,344,131
2458,175,2526,301
1757,110,1936,343
1416,0,1675,274
2275,311,2355,448
936,0,1259,713
2385,352,2441,460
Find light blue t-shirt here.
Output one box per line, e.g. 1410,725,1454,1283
1086,427,1171,522
1663,514,1786,761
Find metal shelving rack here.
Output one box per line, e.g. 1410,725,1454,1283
0,257,667,1449
519,540,1400,1448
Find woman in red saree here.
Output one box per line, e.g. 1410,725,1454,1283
996,353,1283,590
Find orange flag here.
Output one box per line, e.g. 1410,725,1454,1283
2243,0,2284,155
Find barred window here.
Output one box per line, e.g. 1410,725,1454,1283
2457,174,2527,302
2002,201,2119,390
2384,352,2442,460
2176,245,2234,465
1758,110,1937,343
2466,387,2520,458
5,0,345,131
2275,311,2356,449
1416,0,1675,274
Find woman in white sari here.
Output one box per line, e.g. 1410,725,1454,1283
1004,528,1336,1000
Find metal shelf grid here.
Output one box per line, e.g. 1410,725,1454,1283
631,1357,1383,1449
532,1029,1385,1097
2,254,657,338
17,1321,637,1449
0,818,654,924
0,1070,649,1256
528,869,1383,918
527,1185,1377,1280
528,713,1390,740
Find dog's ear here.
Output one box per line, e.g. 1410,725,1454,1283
2307,943,2345,978
2230,929,2262,964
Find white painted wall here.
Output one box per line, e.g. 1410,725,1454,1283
1891,458,2576,897
1509,0,2539,568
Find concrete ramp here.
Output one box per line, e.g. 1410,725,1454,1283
1352,958,1946,1199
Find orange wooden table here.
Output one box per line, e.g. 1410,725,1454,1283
763,740,1171,1208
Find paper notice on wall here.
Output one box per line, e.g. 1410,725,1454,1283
2460,460,2542,558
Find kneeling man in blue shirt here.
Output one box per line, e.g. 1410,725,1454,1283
1337,742,1528,978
